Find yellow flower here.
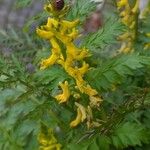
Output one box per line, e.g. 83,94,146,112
68,28,80,39
38,128,62,150
117,0,139,53
36,28,54,39
62,19,79,29
129,21,136,29
111,84,117,91
44,3,70,18
70,108,82,127
86,106,101,128
40,48,60,70
55,81,70,103
76,48,90,60
78,62,89,75
132,0,139,13
117,0,128,9
73,93,81,99
140,1,150,18
89,95,103,107
70,102,86,127
146,33,150,37
40,144,61,150
47,18,59,29
84,85,98,96
75,79,98,98
118,32,130,40
144,43,150,50
75,102,86,122
50,38,61,51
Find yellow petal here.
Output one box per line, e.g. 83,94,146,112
84,85,98,96
144,43,150,49
87,106,93,119
132,0,139,13
78,62,89,75
44,4,53,13
36,28,53,39
70,108,82,127
62,19,79,29
55,81,70,103
146,33,150,37
89,95,103,107
75,102,86,122
47,18,59,28
40,52,59,69
50,38,61,50
117,0,128,8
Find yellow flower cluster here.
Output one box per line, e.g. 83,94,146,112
38,128,62,150
145,33,150,50
117,0,139,53
36,2,102,128
70,102,101,128
140,0,150,19
142,1,150,50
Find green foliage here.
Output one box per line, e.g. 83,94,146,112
86,54,150,91
82,18,125,51
0,27,43,60
1,0,150,150
66,135,111,150
67,0,96,22
111,122,150,149
15,0,33,8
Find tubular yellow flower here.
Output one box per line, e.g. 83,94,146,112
75,102,86,122
50,38,61,51
117,0,139,53
78,62,89,75
38,128,62,150
146,33,150,37
141,3,150,50
70,103,86,127
132,0,140,13
86,106,101,128
89,95,103,107
83,85,98,96
47,18,59,28
117,0,128,8
140,0,150,18
40,52,59,70
55,81,70,103
62,19,80,29
144,43,150,50
70,108,82,127
36,28,54,39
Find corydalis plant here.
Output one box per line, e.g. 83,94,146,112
36,0,102,128
141,0,150,49
38,125,62,150
117,0,140,53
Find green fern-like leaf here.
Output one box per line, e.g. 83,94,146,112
15,0,33,8
86,54,150,91
82,18,125,51
111,122,150,149
67,0,96,22
66,135,111,150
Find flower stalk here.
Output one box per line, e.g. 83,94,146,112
117,0,140,53
36,1,102,128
